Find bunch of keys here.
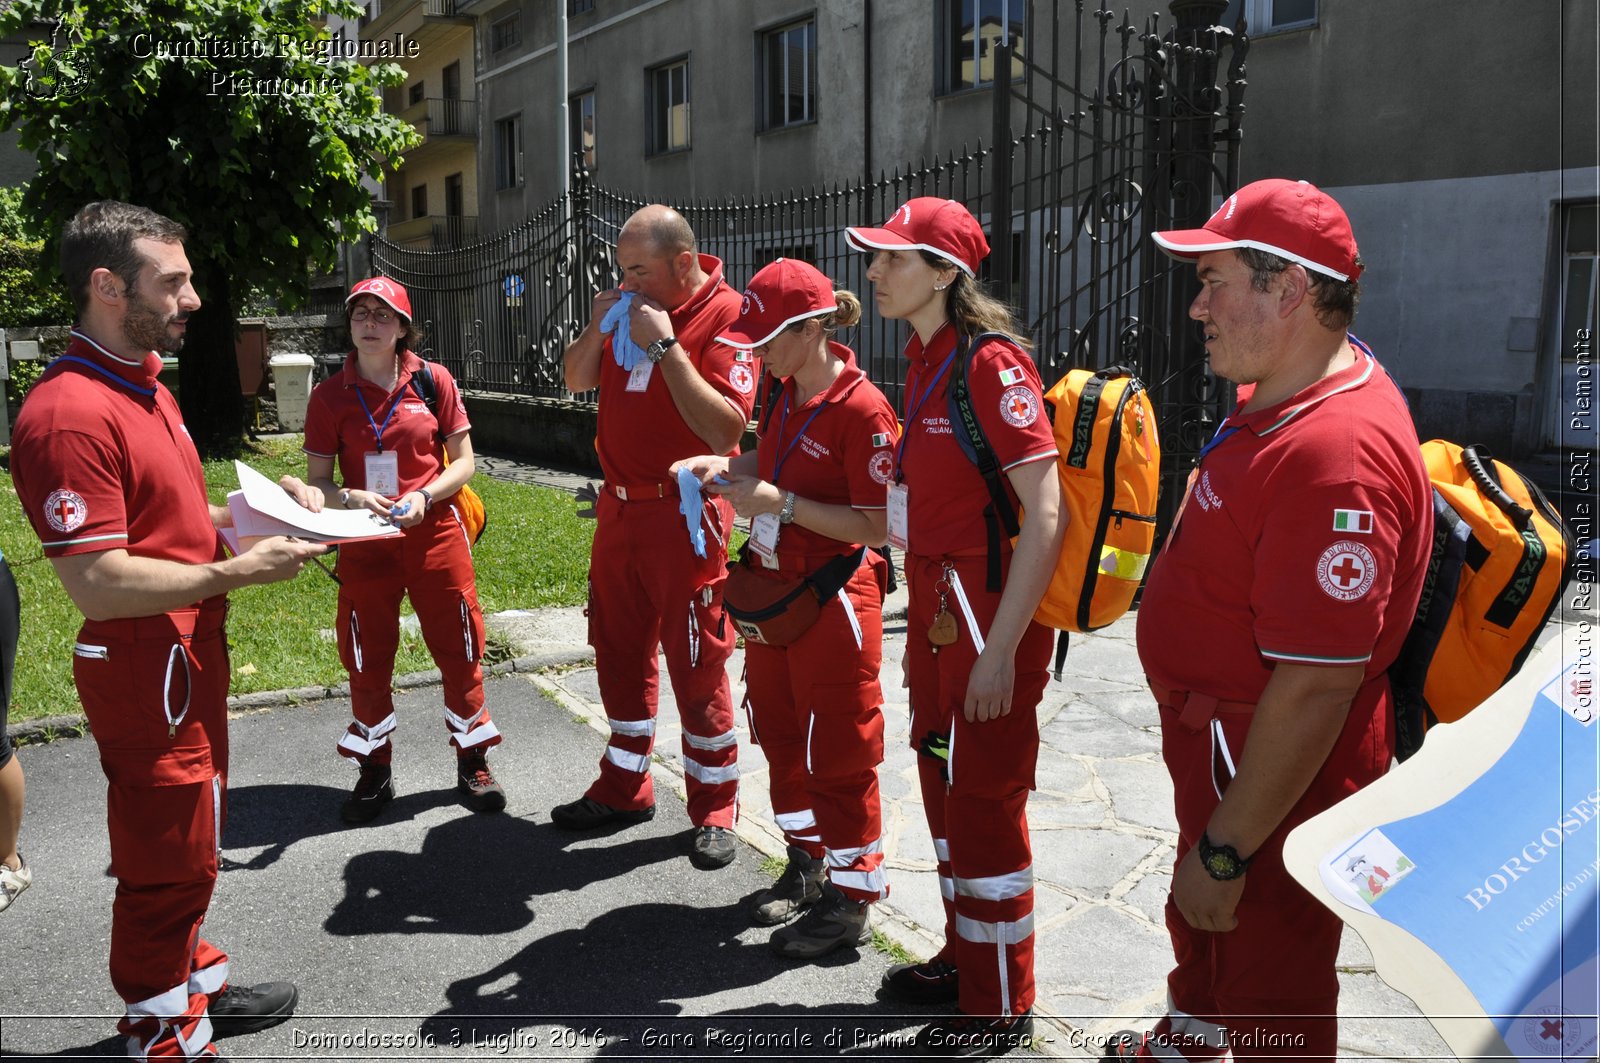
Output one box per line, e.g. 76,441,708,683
928,566,958,652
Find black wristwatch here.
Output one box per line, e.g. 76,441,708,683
1198,832,1252,881
646,335,677,363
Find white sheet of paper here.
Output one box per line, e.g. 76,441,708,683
229,460,402,544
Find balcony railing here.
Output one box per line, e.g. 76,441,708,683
364,0,469,28
386,214,479,249
432,215,479,246
426,97,476,138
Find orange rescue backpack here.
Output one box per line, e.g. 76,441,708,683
949,334,1160,678
411,361,488,544
1388,440,1571,760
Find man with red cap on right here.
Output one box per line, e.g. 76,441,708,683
1106,180,1432,1061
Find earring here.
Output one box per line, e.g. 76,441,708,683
933,283,949,292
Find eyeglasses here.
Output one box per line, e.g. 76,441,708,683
350,306,397,324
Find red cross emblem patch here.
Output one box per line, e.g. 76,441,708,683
44,488,88,534
998,385,1039,428
1316,541,1377,601
869,450,895,485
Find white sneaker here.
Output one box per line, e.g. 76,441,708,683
0,853,31,913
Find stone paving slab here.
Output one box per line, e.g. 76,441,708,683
476,453,1459,1059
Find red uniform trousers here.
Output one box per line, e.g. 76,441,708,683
904,552,1051,1018
743,552,889,904
334,501,496,763
585,490,738,827
1142,683,1392,1062
73,606,234,1061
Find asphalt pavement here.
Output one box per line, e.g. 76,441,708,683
5,453,1589,1061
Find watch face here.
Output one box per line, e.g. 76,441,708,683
1200,839,1246,880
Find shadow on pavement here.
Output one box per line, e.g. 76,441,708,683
220,781,457,871
324,813,682,937
416,903,924,1058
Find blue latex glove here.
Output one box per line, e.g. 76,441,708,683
676,465,708,559
599,292,646,371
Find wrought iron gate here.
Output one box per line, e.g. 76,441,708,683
372,0,1247,518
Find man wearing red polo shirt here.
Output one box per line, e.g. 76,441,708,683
557,204,749,870
10,201,325,1062
1108,180,1432,1062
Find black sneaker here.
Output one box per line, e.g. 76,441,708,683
688,825,736,869
209,981,299,1039
340,762,394,824
1099,1030,1146,1061
750,844,825,925
914,1010,1034,1059
769,882,871,959
456,752,507,813
881,954,960,1003
550,796,655,830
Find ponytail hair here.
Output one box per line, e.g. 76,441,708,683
919,251,1033,350
823,289,862,333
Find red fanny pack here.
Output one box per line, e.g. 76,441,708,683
722,546,865,647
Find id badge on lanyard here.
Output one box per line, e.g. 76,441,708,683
365,451,401,498
749,512,781,569
886,483,910,551
626,361,654,392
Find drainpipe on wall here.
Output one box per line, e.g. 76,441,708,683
558,1,570,224
862,0,872,176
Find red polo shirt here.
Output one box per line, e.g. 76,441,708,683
755,342,899,564
11,332,221,584
595,255,749,485
303,350,469,494
896,324,1057,557
1136,346,1433,703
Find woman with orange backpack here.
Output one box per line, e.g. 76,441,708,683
675,258,899,961
280,277,505,824
847,199,1065,1057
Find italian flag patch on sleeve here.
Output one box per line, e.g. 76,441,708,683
871,432,893,447
998,366,1026,385
1333,509,1374,533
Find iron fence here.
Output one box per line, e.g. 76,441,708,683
372,0,1247,505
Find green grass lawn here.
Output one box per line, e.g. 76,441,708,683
1,437,595,723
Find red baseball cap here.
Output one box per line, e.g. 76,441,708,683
1152,178,1361,281
346,276,413,322
716,258,838,349
845,196,990,277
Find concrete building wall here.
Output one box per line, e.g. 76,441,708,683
475,0,1176,223
1226,0,1599,453
1236,0,1590,189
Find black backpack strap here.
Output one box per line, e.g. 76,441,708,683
409,360,444,445
949,332,1021,593
756,371,785,436
806,546,868,600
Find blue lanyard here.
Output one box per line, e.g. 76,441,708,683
771,392,830,486
50,354,157,397
355,382,404,453
893,350,958,481
1196,421,1239,465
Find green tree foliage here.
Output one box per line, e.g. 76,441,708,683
0,187,73,329
0,0,419,453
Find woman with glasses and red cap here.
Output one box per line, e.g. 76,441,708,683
282,277,505,824
846,199,1065,1056
674,258,899,961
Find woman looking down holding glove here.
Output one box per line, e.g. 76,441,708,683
674,258,898,961
281,277,504,825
